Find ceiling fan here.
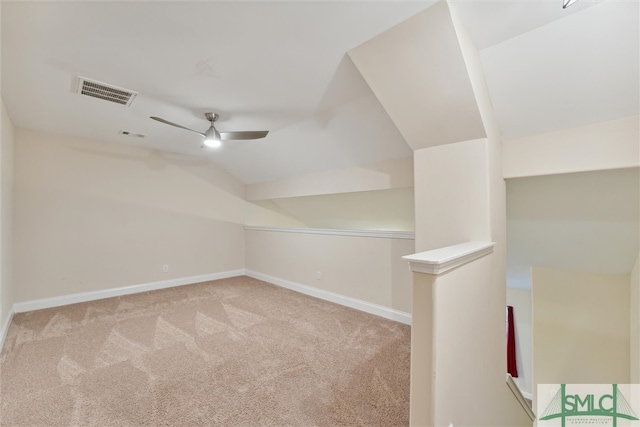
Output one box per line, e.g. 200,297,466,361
150,113,269,148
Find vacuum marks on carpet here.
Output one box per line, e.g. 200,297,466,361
0,277,410,426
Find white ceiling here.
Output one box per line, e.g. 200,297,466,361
1,1,428,183
478,1,640,139
3,1,637,184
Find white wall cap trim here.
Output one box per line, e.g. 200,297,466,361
402,241,495,275
12,270,245,313
245,270,411,325
244,226,415,240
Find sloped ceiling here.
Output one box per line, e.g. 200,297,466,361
479,1,639,139
349,1,486,150
1,1,426,184
2,1,637,184
507,168,640,289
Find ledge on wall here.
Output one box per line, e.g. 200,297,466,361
402,241,495,275
244,226,415,240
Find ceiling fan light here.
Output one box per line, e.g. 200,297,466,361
203,138,222,148
203,125,221,148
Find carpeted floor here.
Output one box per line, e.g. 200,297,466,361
0,276,410,426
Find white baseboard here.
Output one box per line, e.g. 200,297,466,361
10,269,411,327
12,269,245,313
245,270,411,325
0,306,15,351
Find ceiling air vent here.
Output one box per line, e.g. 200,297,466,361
119,130,146,138
75,77,138,106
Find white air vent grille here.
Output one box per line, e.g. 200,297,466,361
76,77,137,106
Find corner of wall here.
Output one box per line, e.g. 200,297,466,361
0,96,16,340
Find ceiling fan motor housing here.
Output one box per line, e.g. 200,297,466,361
205,125,221,140
205,113,219,123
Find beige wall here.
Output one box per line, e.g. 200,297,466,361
12,127,413,319
631,253,640,382
414,139,489,251
433,255,531,426
13,129,259,302
503,115,639,179
414,139,529,426
244,229,413,314
1,99,15,331
507,288,532,397
533,267,630,397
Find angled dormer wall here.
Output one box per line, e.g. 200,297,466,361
349,2,485,152
350,2,530,425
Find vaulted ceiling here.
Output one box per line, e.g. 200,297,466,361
3,1,637,184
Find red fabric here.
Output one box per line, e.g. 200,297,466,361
507,306,518,377
507,306,518,378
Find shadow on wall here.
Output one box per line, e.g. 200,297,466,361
250,188,415,231
41,133,306,228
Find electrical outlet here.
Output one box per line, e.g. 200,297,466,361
162,265,169,273
316,271,322,280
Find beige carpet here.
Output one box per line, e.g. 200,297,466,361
0,276,410,426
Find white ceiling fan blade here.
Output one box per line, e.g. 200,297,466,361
220,130,269,140
150,116,206,137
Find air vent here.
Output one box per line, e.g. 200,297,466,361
119,130,146,138
75,77,138,106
